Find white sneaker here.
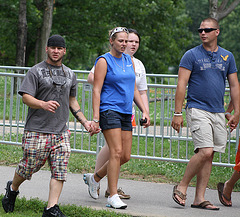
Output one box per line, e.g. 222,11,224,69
107,194,127,209
83,173,99,199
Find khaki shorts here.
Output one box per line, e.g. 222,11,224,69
186,108,227,153
16,130,71,181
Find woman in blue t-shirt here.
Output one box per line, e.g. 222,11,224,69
84,27,150,209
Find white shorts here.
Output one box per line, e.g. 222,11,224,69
186,108,227,153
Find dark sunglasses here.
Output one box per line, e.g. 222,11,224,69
198,28,217,33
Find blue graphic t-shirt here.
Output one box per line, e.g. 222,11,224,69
180,44,237,113
95,53,135,114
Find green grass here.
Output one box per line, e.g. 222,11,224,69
1,136,240,216
0,195,131,217
1,137,239,190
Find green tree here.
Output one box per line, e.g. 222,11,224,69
0,0,193,74
209,0,240,20
0,0,46,66
1,0,239,75
110,0,192,74
0,0,19,66
52,0,192,74
16,0,27,67
185,0,209,48
184,0,240,75
0,0,192,75
220,3,240,74
51,0,111,69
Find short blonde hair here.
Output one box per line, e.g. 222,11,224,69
201,17,220,29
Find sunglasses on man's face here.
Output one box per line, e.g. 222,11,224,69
198,28,217,33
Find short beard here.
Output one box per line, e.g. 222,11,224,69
48,55,63,64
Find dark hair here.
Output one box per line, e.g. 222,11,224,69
128,28,141,44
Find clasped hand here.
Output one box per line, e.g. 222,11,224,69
83,121,101,136
226,113,239,132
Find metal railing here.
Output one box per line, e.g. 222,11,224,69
0,65,178,84
0,66,238,168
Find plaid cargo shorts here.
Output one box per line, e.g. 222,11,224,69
16,130,71,181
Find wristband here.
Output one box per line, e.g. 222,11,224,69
93,119,99,123
174,113,183,116
174,112,182,116
225,112,231,116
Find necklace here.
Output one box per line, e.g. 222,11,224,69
46,63,66,77
112,55,125,72
212,46,218,52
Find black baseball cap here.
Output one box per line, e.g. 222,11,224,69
47,35,66,48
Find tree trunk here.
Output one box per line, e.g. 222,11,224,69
209,0,240,21
39,0,54,62
209,0,218,19
16,0,27,67
34,28,41,64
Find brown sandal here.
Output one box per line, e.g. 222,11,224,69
217,182,232,207
191,200,219,210
172,185,186,206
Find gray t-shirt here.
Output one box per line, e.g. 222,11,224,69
19,61,77,134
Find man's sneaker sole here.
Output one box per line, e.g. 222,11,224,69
106,203,127,209
42,204,66,217
106,194,127,209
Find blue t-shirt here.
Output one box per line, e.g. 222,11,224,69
95,53,135,114
180,44,237,113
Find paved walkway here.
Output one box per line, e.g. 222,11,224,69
0,166,239,217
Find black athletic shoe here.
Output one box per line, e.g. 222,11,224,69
42,204,67,217
2,180,19,213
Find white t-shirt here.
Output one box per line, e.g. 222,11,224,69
90,65,95,74
133,57,147,91
132,57,147,115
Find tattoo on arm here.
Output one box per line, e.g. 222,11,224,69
70,107,84,123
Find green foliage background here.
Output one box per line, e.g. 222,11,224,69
0,0,239,74
1,0,191,74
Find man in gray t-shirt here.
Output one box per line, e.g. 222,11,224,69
2,35,98,217
19,60,77,134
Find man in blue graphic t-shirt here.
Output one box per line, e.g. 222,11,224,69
171,18,239,210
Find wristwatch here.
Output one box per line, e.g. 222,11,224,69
93,119,99,123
